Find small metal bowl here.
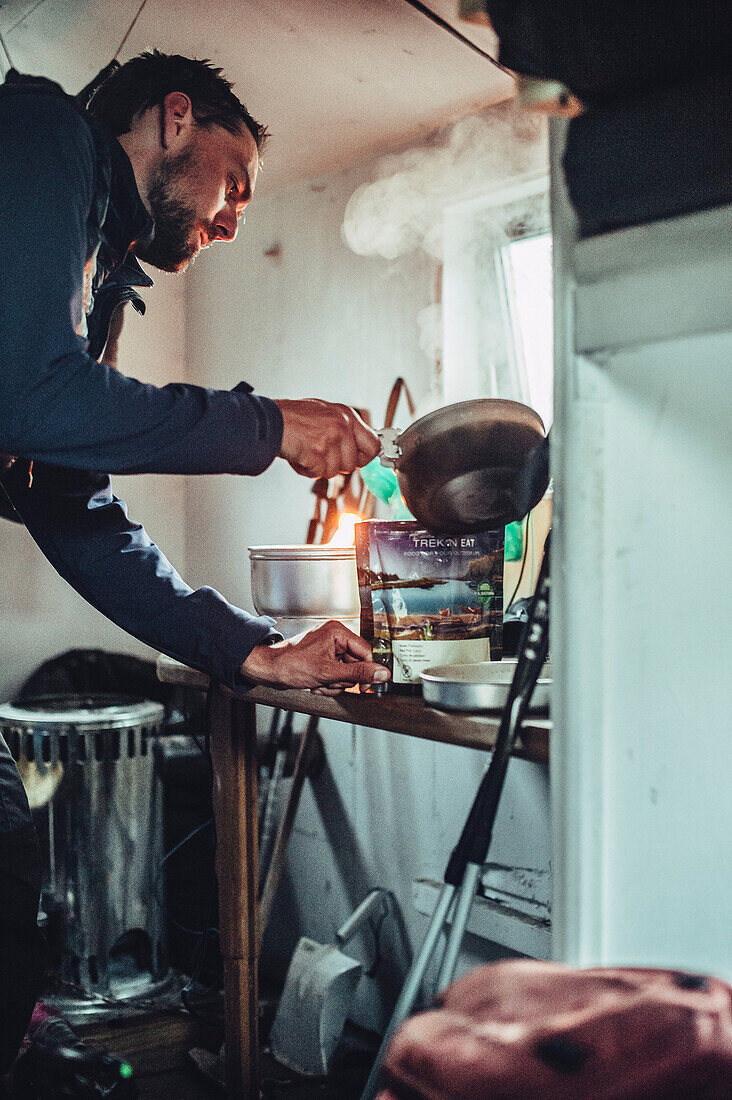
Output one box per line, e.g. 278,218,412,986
421,660,552,713
248,545,360,621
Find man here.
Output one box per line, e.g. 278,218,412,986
0,51,388,1076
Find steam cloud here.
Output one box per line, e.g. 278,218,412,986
342,102,547,262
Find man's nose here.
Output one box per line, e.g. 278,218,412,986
213,205,241,243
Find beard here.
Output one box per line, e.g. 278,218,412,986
135,148,203,273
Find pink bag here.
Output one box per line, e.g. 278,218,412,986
377,960,732,1099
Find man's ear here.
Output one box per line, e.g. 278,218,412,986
161,91,194,150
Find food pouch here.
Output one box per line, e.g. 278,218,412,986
355,521,504,691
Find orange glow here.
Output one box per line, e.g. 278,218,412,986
327,512,361,547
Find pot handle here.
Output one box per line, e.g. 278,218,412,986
378,377,414,468
377,427,401,468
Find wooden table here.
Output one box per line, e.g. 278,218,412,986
157,654,550,1098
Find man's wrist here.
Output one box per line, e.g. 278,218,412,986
240,639,280,686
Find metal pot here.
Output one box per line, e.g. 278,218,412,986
378,398,547,534
248,545,360,621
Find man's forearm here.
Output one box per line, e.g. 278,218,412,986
1,358,283,476
1,463,280,689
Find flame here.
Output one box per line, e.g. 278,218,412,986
327,512,361,547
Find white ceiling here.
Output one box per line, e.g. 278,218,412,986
0,0,514,195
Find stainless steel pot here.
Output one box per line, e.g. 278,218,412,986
378,398,547,534
249,545,360,621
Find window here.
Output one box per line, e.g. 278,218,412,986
442,182,553,430
500,233,553,429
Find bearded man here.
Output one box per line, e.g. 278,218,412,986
0,51,389,1076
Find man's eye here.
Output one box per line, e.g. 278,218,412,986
228,177,239,198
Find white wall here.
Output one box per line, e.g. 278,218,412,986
0,273,188,700
182,165,436,611
183,141,551,1028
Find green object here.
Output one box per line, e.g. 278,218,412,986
361,458,415,519
504,520,524,562
386,484,414,520
477,580,495,610
360,457,400,505
119,1063,134,1079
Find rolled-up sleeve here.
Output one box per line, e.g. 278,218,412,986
0,92,283,475
1,463,281,689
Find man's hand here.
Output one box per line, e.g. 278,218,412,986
240,621,390,696
275,399,380,479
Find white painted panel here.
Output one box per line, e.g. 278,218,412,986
556,331,732,975
575,252,732,354
551,117,732,978
599,332,732,972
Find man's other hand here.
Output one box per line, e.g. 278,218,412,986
275,399,380,479
240,621,390,695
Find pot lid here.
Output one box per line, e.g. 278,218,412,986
248,545,356,560
0,695,164,729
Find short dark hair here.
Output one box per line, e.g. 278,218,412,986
87,50,269,155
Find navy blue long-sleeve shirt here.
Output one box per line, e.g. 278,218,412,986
0,80,283,686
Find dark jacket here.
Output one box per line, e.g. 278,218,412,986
0,75,282,688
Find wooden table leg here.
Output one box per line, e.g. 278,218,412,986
208,685,260,1099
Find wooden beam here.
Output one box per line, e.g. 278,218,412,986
208,686,260,1099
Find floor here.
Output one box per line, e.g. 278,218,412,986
134,1053,374,1099
78,1002,377,1099
136,1066,221,1099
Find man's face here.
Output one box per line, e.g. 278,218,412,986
135,122,259,273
